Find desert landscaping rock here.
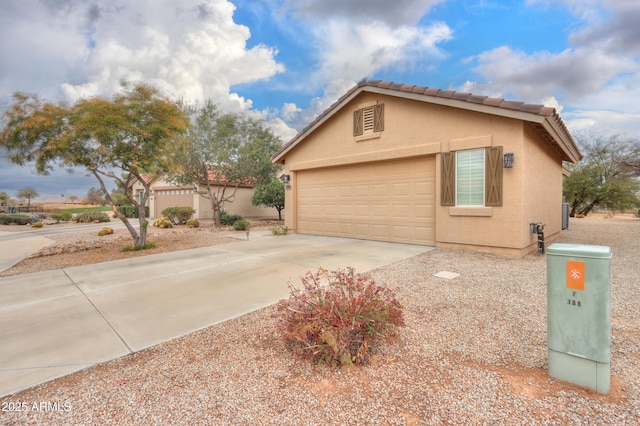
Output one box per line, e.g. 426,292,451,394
0,216,638,425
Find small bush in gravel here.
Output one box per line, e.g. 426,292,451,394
271,225,288,235
186,218,200,228
153,217,173,228
75,211,110,223
122,242,156,252
51,211,73,223
275,267,405,366
0,214,31,225
97,227,113,236
31,221,43,228
220,210,243,226
232,219,251,230
161,206,195,224
116,204,150,218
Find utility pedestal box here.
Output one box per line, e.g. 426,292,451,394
546,243,611,394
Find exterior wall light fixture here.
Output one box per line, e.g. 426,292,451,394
503,153,514,168
280,174,291,184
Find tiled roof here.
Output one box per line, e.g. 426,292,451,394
272,79,581,163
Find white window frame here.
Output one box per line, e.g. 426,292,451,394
455,148,485,206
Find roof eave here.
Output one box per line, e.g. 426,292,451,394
271,86,366,163
272,83,582,164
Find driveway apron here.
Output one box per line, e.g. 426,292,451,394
0,232,432,397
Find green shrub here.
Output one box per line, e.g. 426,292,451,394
275,267,405,367
152,217,173,228
97,227,114,236
161,206,195,224
122,242,156,252
232,219,251,230
186,218,200,228
219,210,243,226
116,205,150,218
31,221,43,228
75,211,110,223
0,214,31,225
271,225,288,235
51,211,73,223
30,216,43,224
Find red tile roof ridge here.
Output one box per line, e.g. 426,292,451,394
272,79,579,162
361,79,560,116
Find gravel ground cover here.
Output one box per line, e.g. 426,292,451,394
0,217,638,425
0,220,269,277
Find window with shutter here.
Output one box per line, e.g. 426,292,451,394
353,103,384,137
440,147,504,208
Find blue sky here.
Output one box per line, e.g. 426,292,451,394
1,0,639,199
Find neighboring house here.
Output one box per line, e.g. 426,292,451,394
131,176,278,220
271,80,582,257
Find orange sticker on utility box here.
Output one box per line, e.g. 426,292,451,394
566,260,585,291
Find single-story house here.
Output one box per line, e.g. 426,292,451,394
271,80,582,257
131,175,278,220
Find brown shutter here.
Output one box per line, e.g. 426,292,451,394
373,104,384,132
353,109,363,136
485,146,503,206
441,152,455,206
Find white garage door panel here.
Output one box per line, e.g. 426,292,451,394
296,157,435,245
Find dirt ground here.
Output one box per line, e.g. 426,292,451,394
0,217,283,277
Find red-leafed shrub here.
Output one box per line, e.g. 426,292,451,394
275,267,404,366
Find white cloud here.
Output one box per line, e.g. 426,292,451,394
2,0,285,114
277,19,452,131
313,20,452,84
467,46,637,101
461,1,640,135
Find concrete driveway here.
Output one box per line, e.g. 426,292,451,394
0,232,432,397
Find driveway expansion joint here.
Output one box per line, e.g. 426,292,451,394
63,268,134,354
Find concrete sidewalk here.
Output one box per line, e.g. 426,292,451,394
0,231,55,272
0,233,432,397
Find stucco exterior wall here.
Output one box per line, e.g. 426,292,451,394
521,124,564,251
133,178,278,220
280,92,567,257
196,186,279,220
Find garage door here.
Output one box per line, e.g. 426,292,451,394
296,157,435,245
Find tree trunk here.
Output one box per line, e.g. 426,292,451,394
578,199,600,216
136,210,147,246
570,201,580,217
277,206,283,220
93,170,143,247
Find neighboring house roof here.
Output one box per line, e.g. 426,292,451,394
206,170,255,187
131,172,255,189
127,174,155,189
272,80,582,164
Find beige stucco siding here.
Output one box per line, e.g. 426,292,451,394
280,91,568,256
133,178,278,220
196,186,278,220
521,124,563,249
296,157,435,245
